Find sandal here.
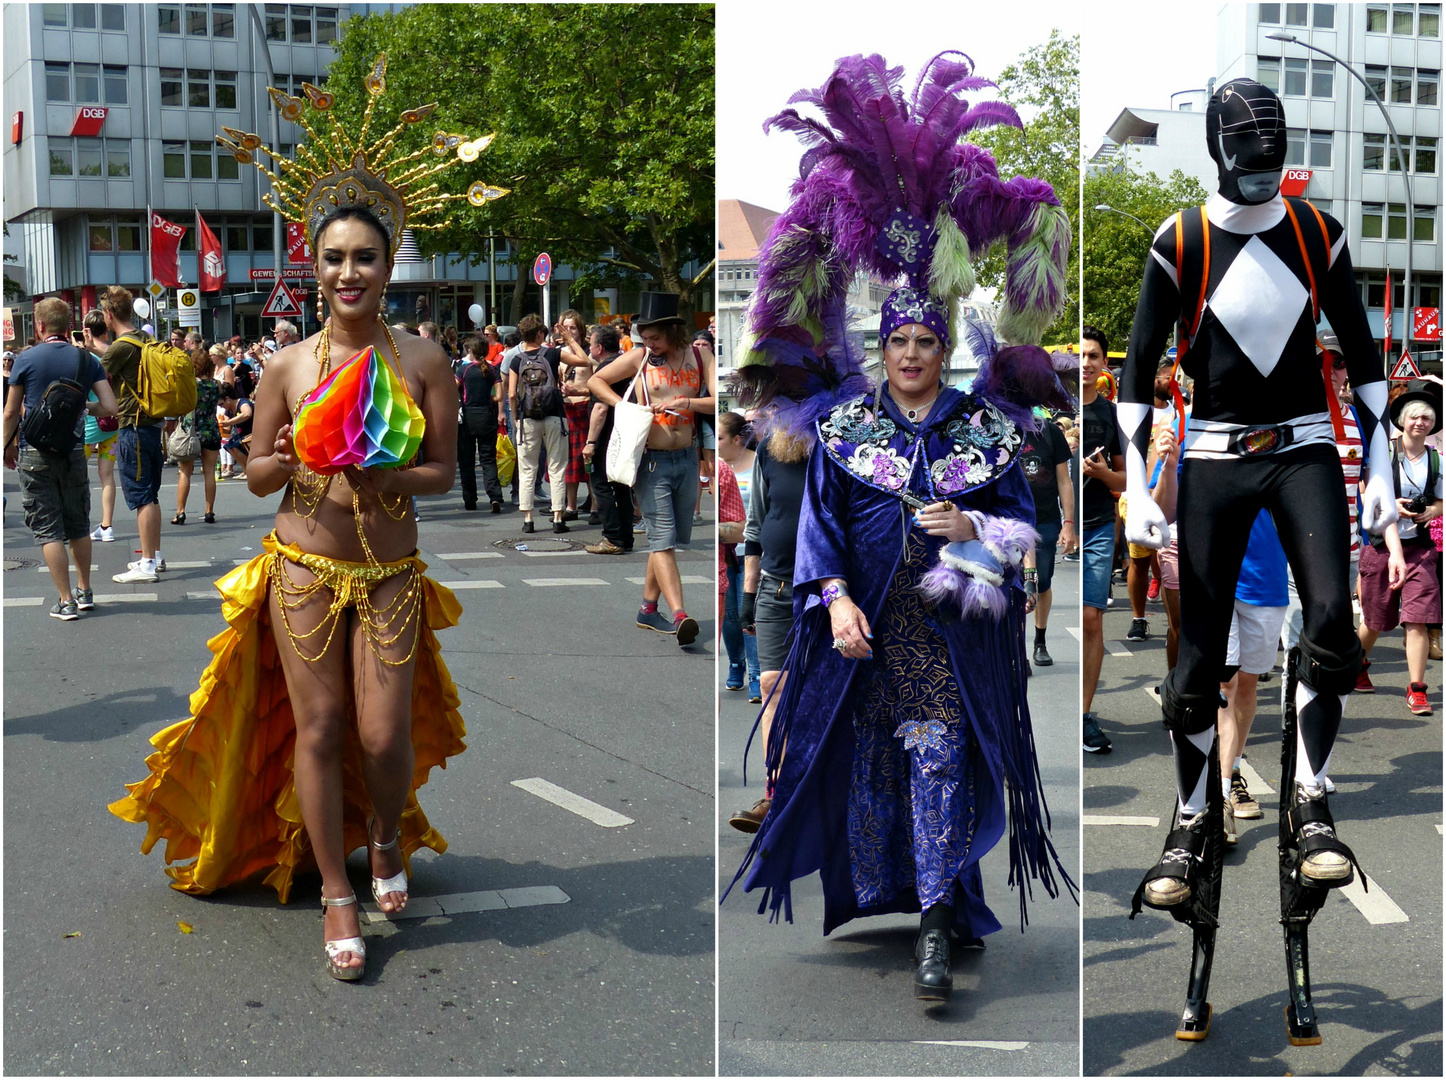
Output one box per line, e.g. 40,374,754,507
367,817,409,914
171,512,186,525
321,892,365,981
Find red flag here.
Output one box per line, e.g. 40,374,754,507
150,212,186,288
196,212,226,293
1383,268,1393,362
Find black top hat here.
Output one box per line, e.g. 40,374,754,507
634,292,686,329
1389,379,1443,436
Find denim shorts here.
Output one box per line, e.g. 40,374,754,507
117,424,164,511
755,575,795,672
637,446,698,552
18,446,91,544
1035,520,1061,594
1081,521,1116,611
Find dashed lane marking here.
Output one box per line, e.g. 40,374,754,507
434,580,505,590
1107,640,1134,657
3,597,44,607
625,575,712,585
523,577,609,587
1339,871,1409,925
519,550,578,558
913,1041,1029,1051
435,551,504,560
511,777,634,827
1237,758,1275,796
37,564,99,571
1066,626,1082,641
185,591,217,601
362,885,570,923
1437,824,1443,835
92,593,160,603
1083,815,1160,827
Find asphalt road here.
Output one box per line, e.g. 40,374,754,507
3,464,716,1076
717,556,1082,1077
1083,578,1443,1076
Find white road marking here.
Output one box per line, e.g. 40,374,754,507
511,777,634,827
185,591,218,600
1436,824,1443,835
1107,640,1133,657
1065,626,1082,641
92,593,158,603
435,551,504,560
3,597,44,607
523,577,609,587
1237,758,1275,796
625,575,712,585
38,564,99,571
1143,686,1162,706
518,549,578,558
1338,872,1409,925
913,1041,1029,1051
434,580,505,590
1083,815,1160,827
362,885,570,923
154,560,214,569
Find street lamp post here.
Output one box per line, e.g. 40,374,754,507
249,5,286,337
1267,31,1413,359
1094,203,1154,232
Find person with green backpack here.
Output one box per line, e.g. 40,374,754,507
99,285,196,584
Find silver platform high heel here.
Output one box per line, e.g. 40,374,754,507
367,817,409,914
321,892,365,981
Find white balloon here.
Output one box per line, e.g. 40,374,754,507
133,297,151,319
468,303,484,326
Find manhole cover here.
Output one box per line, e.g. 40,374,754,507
493,537,586,553
3,557,39,572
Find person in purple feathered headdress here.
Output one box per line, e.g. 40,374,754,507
722,50,1078,1006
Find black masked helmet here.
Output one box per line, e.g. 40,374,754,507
1205,78,1287,204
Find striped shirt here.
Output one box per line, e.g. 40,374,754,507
1339,406,1363,558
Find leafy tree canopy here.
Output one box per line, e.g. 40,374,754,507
325,3,715,318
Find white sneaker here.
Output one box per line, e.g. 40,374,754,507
91,525,115,542
113,563,158,584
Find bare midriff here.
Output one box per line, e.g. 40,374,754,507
644,355,701,451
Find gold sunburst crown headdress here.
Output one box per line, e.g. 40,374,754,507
216,53,509,257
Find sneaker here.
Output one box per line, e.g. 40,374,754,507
729,797,771,834
1083,713,1112,754
1147,577,1161,601
1295,785,1352,882
129,558,166,574
49,598,79,621
586,538,624,555
1230,772,1262,819
636,609,674,635
1032,642,1053,667
1354,658,1375,694
1143,810,1206,906
1431,628,1443,662
74,588,95,612
725,662,745,691
113,563,158,584
1406,682,1432,715
90,525,115,543
1222,796,1238,846
675,614,699,647
1126,617,1149,642
748,678,762,704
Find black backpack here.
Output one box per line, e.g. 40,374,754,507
517,348,560,420
19,346,91,455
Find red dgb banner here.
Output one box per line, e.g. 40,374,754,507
150,213,186,288
69,106,107,136
1279,168,1311,197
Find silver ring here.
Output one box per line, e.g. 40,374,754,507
832,637,848,651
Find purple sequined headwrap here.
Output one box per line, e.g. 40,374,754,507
880,286,951,348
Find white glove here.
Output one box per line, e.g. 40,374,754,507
1124,486,1169,549
1359,469,1399,534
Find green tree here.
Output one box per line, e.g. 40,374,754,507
971,30,1079,345
1082,166,1209,354
325,3,715,322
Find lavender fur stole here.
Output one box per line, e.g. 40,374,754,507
919,517,1040,618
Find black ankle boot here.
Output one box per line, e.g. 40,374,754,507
914,929,953,1001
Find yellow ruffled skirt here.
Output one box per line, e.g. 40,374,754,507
108,532,468,903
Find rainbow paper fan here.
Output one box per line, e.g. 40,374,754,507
293,345,425,475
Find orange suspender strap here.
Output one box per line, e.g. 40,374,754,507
1284,198,1347,442
1169,207,1210,442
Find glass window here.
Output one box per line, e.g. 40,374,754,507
1419,283,1442,310
1260,3,1281,21
101,4,124,30
1285,2,1308,24
157,4,180,34
1418,69,1439,106
1365,64,1387,100
73,63,100,103
162,141,186,178
1367,277,1387,307
45,61,69,102
116,216,141,251
1416,136,1438,174
1285,127,1306,166
227,225,249,251
187,70,209,109
159,68,183,107
1391,66,1413,103
75,137,103,177
1422,4,1441,36
253,222,273,251
1362,203,1384,238
49,141,73,176
1387,203,1409,239
1309,129,1332,167
217,152,239,180
317,7,338,44
72,4,97,28
186,3,207,34
1391,136,1409,171
1311,59,1333,98
103,65,127,104
1393,3,1414,33
106,140,130,177
42,4,67,27
215,71,237,110
291,6,313,44
1284,57,1308,96
1312,3,1334,26
1258,57,1281,92
1366,4,1388,30
213,4,235,37
1364,132,1386,170
265,4,287,40
1414,206,1436,242
89,221,113,252
190,140,212,180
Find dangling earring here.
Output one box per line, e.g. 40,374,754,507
377,287,387,323
316,292,324,323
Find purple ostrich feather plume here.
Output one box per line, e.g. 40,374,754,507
972,345,1076,428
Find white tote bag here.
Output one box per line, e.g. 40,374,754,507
606,365,652,487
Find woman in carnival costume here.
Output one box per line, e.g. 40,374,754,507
110,56,509,980
723,52,1078,1003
